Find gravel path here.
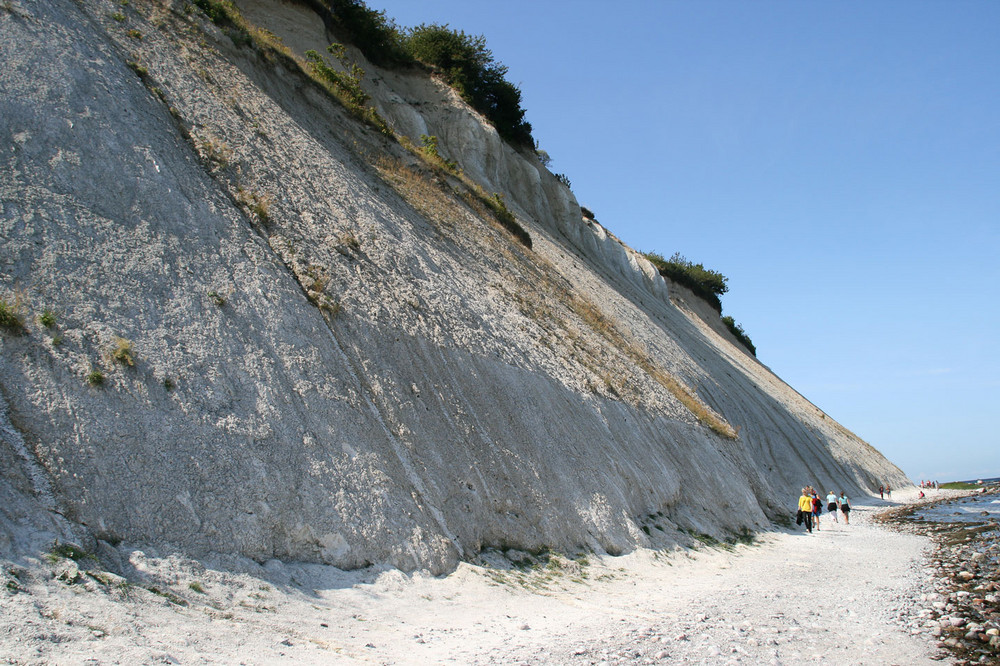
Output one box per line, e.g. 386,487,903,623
447,501,940,665
1,495,944,665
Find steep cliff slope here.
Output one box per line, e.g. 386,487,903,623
0,0,910,574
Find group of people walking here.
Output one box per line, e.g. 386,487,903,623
796,487,850,533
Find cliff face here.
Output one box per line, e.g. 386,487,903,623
0,0,909,573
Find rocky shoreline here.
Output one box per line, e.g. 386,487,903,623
878,489,1000,665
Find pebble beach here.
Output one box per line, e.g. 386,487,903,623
878,485,1000,665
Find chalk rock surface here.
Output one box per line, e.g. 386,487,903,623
0,0,908,573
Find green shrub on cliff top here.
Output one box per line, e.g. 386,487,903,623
270,1,535,146
722,315,756,356
644,252,755,356
643,251,727,312
405,23,533,146
326,0,411,66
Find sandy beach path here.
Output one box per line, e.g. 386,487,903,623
1,494,943,665
259,495,939,665
357,502,937,665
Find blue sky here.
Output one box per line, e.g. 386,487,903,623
369,1,999,483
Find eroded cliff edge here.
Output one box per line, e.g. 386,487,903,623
0,0,910,573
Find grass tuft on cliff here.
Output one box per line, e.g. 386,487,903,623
0,297,27,334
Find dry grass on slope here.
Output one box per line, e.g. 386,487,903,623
563,284,738,440
373,150,736,438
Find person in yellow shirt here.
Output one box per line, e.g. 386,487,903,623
797,488,814,533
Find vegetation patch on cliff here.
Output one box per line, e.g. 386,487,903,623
643,252,727,312
644,251,756,357
293,0,533,146
0,294,28,334
721,315,756,356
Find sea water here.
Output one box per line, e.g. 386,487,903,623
911,489,1000,524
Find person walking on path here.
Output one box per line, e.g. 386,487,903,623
879,485,884,499
839,492,851,525
811,490,822,531
885,484,892,500
826,491,839,523
797,488,814,533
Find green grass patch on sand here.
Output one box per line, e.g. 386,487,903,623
938,482,980,490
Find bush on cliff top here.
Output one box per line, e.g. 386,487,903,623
404,23,532,146
722,316,756,357
304,1,534,147
644,252,756,356
643,251,727,312
326,0,411,66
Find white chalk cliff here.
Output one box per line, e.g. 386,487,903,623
0,0,910,574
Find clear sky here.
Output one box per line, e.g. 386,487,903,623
368,1,1000,484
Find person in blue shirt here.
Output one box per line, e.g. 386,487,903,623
826,491,839,523
839,492,851,525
